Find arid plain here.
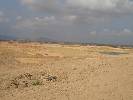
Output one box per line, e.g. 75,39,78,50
0,41,133,100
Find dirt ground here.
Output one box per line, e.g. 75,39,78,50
0,41,133,100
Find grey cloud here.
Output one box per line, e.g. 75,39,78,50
19,0,133,25
21,0,133,14
13,0,133,44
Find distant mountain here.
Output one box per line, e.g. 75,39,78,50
0,34,58,43
10,37,59,43
0,34,17,40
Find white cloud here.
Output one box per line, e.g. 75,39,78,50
67,0,133,14
21,0,33,4
0,11,9,23
90,31,97,35
123,28,131,33
14,16,55,30
0,11,4,16
103,29,109,32
63,15,77,21
16,16,23,20
67,0,116,10
105,28,132,36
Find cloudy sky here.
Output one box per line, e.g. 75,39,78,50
0,0,133,44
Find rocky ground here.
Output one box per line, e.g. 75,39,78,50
0,41,133,100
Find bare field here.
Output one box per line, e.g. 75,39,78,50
0,41,133,100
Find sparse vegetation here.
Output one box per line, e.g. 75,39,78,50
45,75,57,82
0,41,132,100
0,72,58,90
32,80,42,86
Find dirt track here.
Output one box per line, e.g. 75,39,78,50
0,41,133,100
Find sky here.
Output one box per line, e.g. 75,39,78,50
0,0,133,45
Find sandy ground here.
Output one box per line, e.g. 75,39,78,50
0,41,133,100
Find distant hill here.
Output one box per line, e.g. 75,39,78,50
35,37,59,43
0,35,58,43
0,34,17,41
